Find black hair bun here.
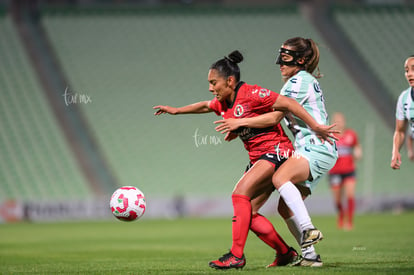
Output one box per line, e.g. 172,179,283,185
227,50,244,64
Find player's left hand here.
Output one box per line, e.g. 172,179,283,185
214,118,242,134
391,152,402,169
314,123,339,145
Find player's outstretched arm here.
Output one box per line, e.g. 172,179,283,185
153,101,212,115
214,111,285,134
273,95,338,143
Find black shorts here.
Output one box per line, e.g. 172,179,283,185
329,171,356,186
245,153,287,173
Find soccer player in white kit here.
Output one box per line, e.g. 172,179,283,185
391,55,414,169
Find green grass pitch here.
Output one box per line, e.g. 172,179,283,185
1,212,414,274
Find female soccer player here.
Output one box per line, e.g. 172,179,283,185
154,50,336,270
215,37,338,267
391,55,414,169
328,112,362,230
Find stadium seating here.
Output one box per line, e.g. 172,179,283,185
333,5,414,198
41,6,412,200
335,5,414,97
0,15,92,200
1,5,412,207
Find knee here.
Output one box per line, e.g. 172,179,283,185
272,174,284,190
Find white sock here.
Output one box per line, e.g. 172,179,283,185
285,215,317,259
302,245,317,259
278,181,313,231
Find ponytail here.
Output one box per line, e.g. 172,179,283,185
282,37,322,78
305,39,322,78
210,50,244,82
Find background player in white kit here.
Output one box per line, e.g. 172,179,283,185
391,55,414,169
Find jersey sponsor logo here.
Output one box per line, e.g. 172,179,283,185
290,78,297,84
234,126,273,141
235,127,252,140
403,103,414,112
234,104,244,117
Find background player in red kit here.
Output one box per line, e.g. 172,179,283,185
154,50,337,269
328,112,362,230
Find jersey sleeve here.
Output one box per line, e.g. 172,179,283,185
250,85,279,111
280,75,309,104
395,92,405,121
208,98,222,116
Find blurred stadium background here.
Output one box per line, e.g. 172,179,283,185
0,0,413,222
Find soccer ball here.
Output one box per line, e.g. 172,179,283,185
110,186,146,221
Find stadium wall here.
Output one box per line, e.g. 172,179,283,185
1,3,413,222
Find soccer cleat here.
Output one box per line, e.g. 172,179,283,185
266,247,300,267
208,251,246,270
301,228,323,248
295,254,323,267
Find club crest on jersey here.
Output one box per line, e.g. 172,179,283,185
234,104,244,117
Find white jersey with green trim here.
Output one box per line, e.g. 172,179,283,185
280,70,334,152
396,87,414,137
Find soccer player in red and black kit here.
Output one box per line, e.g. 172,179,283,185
154,50,336,270
328,112,362,230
